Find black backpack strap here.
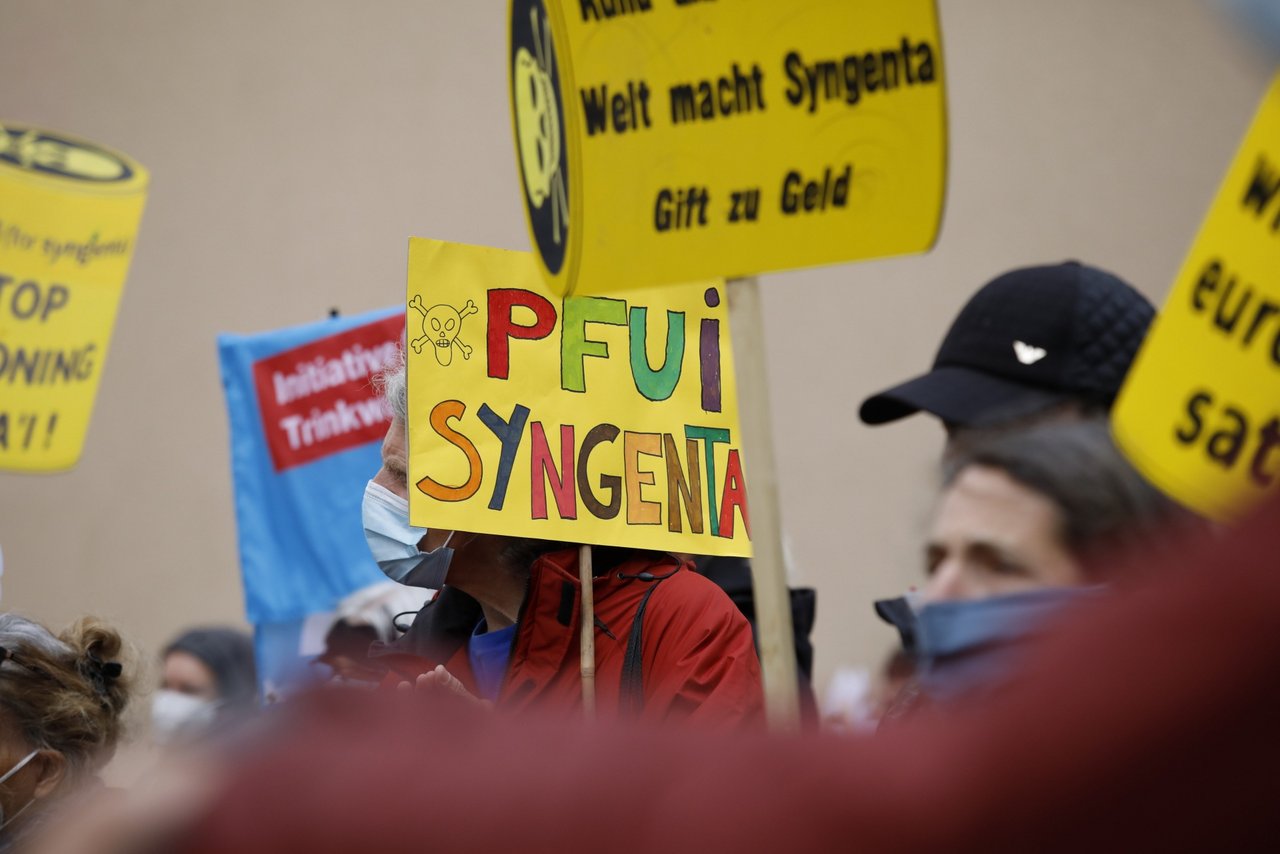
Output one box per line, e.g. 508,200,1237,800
619,571,675,715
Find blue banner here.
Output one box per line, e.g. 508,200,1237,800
218,307,403,625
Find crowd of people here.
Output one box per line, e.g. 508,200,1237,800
15,256,1280,854
4,256,1274,851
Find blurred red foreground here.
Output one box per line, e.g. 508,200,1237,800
173,495,1280,854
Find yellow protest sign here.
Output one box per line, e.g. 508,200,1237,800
406,238,751,556
508,0,947,295
1112,73,1280,520
0,123,148,472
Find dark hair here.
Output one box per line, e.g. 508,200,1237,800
943,420,1185,565
0,614,133,785
163,627,258,708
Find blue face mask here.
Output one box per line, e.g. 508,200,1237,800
362,481,453,589
876,587,1101,702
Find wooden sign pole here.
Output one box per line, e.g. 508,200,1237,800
727,276,801,731
579,543,597,719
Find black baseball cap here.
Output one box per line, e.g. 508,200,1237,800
858,262,1155,428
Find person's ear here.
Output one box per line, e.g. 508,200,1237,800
31,750,66,800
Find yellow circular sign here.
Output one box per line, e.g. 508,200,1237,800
0,123,147,195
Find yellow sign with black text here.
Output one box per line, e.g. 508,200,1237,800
405,238,751,556
1113,73,1280,520
0,124,148,472
509,0,947,295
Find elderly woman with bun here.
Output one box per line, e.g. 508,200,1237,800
0,614,131,851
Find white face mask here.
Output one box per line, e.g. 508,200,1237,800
0,750,38,831
150,689,218,745
361,481,454,589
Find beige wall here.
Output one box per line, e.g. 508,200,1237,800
0,1,1273,718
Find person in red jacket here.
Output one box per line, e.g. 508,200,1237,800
374,541,763,725
360,360,763,726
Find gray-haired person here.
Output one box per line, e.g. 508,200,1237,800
0,614,132,851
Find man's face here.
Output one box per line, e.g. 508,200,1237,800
372,419,452,552
921,465,1085,603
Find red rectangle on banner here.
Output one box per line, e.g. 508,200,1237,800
252,314,404,472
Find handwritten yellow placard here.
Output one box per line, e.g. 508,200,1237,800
508,0,947,295
0,123,148,472
1112,73,1280,520
406,238,751,556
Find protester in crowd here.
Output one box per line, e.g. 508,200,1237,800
0,614,132,851
361,358,764,725
152,627,257,745
314,581,430,686
34,491,1274,854
858,261,1154,442
875,420,1185,711
924,422,1176,600
856,261,1158,714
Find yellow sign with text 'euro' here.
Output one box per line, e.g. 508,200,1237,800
1113,73,1280,520
509,0,947,295
406,238,751,556
0,124,148,472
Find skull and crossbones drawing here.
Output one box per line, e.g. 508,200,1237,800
513,6,568,245
408,295,478,367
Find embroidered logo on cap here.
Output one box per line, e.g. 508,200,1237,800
1013,341,1047,365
